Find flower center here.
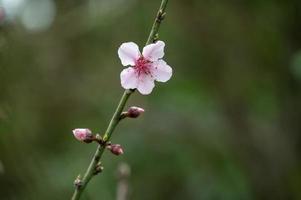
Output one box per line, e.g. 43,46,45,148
135,56,152,75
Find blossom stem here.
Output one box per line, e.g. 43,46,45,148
71,0,169,199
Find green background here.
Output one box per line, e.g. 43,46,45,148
0,0,301,199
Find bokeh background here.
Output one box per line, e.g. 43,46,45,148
0,0,301,199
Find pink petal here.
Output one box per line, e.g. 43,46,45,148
72,128,92,142
151,60,172,82
120,67,139,89
137,74,155,95
118,42,140,66
142,40,165,61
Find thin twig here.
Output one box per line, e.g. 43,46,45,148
116,163,131,200
71,1,169,199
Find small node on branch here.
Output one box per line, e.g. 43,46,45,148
93,162,104,175
95,134,106,146
156,10,166,23
107,144,124,156
153,33,159,42
74,175,83,189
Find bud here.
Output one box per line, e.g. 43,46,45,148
126,106,145,118
72,128,93,143
95,134,105,145
107,144,124,156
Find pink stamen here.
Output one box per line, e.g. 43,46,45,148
135,56,152,75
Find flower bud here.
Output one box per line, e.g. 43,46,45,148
72,128,93,143
126,106,145,118
107,144,124,156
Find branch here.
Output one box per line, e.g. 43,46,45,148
71,0,169,199
116,163,131,200
146,0,169,45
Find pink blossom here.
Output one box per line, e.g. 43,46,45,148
118,41,172,95
72,128,93,143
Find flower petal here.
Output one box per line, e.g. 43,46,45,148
142,40,165,61
118,42,140,66
120,67,138,89
137,74,155,95
151,60,172,82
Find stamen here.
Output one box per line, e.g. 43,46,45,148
135,56,152,75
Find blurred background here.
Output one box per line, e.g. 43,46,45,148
0,0,301,199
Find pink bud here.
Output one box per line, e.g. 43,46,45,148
126,106,145,118
107,144,124,156
72,128,93,143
